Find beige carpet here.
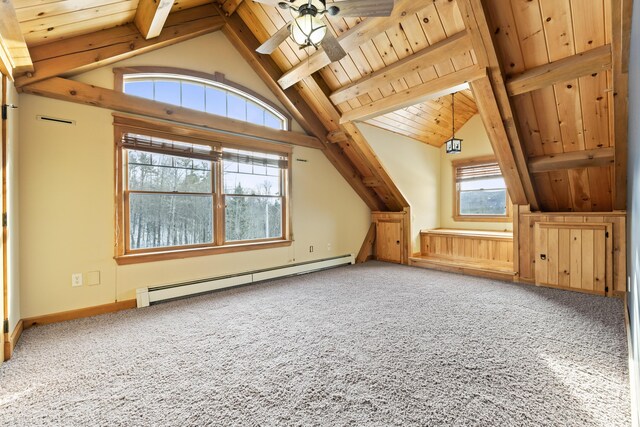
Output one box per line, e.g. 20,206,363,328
0,262,630,426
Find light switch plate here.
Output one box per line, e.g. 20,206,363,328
87,271,101,286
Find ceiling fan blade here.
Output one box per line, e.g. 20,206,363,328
256,25,291,55
321,32,347,63
251,0,283,6
330,0,395,17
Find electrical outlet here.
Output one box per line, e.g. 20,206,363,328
309,245,314,253
71,273,83,287
327,243,332,252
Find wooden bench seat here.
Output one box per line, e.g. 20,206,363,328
409,228,515,281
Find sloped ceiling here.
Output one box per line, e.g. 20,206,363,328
5,0,630,213
366,90,478,147
13,0,211,46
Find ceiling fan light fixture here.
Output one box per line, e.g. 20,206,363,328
291,14,327,48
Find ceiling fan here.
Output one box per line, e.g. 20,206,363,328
254,0,395,62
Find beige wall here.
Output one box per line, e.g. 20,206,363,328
6,78,20,334
439,114,513,232
359,123,440,253
19,33,369,318
362,114,510,255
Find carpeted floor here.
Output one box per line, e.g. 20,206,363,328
0,262,630,426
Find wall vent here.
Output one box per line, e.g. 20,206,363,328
37,115,75,125
136,254,355,308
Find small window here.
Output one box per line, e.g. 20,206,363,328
120,70,288,130
453,158,511,221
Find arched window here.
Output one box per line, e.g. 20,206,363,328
117,68,289,131
113,68,293,264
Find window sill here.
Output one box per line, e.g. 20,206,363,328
115,240,292,265
453,215,512,223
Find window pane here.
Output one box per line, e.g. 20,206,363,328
225,196,282,241
223,172,279,195
154,80,181,105
124,81,154,100
128,150,212,193
246,102,264,126
205,87,226,116
181,82,205,111
227,93,246,121
460,189,507,216
460,176,506,191
129,194,213,249
264,112,283,130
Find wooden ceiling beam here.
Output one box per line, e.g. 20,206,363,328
339,66,486,124
330,31,472,105
506,44,612,96
14,5,224,88
277,0,429,89
327,130,348,144
21,77,323,150
0,0,33,77
470,77,528,204
297,74,408,210
611,0,631,210
220,0,244,16
134,0,176,39
219,6,388,211
528,147,615,173
457,0,538,210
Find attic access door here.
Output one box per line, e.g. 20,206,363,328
372,211,408,264
534,222,611,295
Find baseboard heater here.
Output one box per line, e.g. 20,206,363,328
136,254,354,308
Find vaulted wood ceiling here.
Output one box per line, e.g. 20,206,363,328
366,90,478,147
1,0,632,213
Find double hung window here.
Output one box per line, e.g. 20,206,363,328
453,158,511,221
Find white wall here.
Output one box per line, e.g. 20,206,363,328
440,115,513,232
359,123,440,253
18,32,369,318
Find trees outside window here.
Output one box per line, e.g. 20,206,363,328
453,158,511,222
115,125,290,262
114,69,293,263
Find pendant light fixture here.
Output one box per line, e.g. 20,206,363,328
445,92,462,154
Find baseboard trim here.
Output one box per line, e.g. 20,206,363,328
3,319,24,361
23,300,137,330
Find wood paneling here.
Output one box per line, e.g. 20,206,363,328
485,0,615,212
12,0,210,45
6,0,627,215
15,5,225,88
372,210,410,264
518,211,625,295
0,0,33,75
418,229,514,272
534,221,609,295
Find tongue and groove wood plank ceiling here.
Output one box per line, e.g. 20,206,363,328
4,0,629,213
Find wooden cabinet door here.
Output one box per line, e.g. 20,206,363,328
534,222,610,294
376,219,402,263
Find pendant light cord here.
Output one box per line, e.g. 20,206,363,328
451,93,455,138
